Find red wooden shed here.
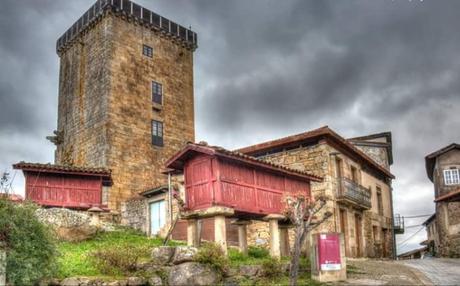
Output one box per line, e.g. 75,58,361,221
13,162,112,210
165,143,322,218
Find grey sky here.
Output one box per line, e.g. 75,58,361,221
1,0,459,254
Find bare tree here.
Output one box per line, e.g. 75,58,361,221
284,195,332,286
0,172,11,195
163,184,186,245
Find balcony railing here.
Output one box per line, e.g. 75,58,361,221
393,214,405,234
336,177,371,209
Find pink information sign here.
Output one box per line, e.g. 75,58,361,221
317,233,341,271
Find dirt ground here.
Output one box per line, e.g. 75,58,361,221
338,259,431,285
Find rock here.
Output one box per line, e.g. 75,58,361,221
107,282,120,286
147,276,163,286
222,277,241,286
127,277,146,286
61,278,80,286
151,246,176,265
39,278,61,286
78,278,91,286
35,208,99,241
239,265,262,277
168,262,221,286
117,280,128,286
171,246,198,264
225,267,239,277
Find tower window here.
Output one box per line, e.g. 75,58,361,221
152,120,163,147
444,168,459,185
152,81,162,104
143,44,153,58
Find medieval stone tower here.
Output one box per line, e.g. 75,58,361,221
48,0,197,209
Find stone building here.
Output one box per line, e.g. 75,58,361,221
47,0,197,211
422,214,438,256
237,126,396,258
425,143,460,257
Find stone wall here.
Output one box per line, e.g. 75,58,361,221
431,149,460,257
35,208,118,242
54,11,195,210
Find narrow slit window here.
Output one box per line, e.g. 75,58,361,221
152,81,162,104
152,120,163,147
143,44,153,58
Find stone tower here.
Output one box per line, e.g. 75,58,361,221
48,0,197,209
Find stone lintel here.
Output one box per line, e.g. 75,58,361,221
231,219,252,225
263,214,286,221
278,223,294,229
181,206,234,219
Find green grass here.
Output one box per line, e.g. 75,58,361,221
56,227,183,279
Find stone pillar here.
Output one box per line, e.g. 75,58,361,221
232,220,251,254
265,214,285,258
214,215,228,255
279,225,291,257
187,218,199,247
0,242,5,286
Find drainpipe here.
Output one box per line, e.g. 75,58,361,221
389,182,397,259
168,172,173,223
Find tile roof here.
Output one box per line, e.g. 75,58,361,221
165,142,323,182
236,126,395,179
13,162,111,176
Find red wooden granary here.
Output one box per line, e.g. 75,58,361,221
13,162,112,210
165,143,322,218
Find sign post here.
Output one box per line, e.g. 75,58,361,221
0,242,6,286
311,233,347,282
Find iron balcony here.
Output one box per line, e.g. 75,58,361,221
336,177,371,209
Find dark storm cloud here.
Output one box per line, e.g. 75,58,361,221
1,0,459,253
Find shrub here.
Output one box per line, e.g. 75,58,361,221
90,245,148,275
194,242,229,274
260,257,284,279
248,246,269,259
0,198,57,285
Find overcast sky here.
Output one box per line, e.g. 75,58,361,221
1,0,459,254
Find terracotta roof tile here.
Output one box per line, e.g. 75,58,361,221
13,162,111,176
236,126,395,179
166,142,322,182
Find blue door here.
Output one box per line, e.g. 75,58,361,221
150,200,166,235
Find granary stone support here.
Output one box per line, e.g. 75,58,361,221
187,219,199,247
279,224,291,257
214,215,228,255
232,219,251,254
265,214,286,258
182,206,235,254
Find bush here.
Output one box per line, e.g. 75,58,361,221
260,257,284,279
0,198,57,285
90,245,148,275
194,242,229,274
248,246,269,259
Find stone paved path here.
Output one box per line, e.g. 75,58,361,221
341,259,430,285
401,258,460,285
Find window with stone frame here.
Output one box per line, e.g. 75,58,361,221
443,168,460,185
143,44,153,58
376,186,384,216
152,120,164,147
152,81,163,104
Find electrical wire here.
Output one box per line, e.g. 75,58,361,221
401,214,433,219
397,226,425,247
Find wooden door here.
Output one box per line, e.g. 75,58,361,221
355,214,362,257
382,228,388,258
339,209,349,256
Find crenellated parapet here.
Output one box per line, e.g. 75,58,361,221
56,0,198,55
